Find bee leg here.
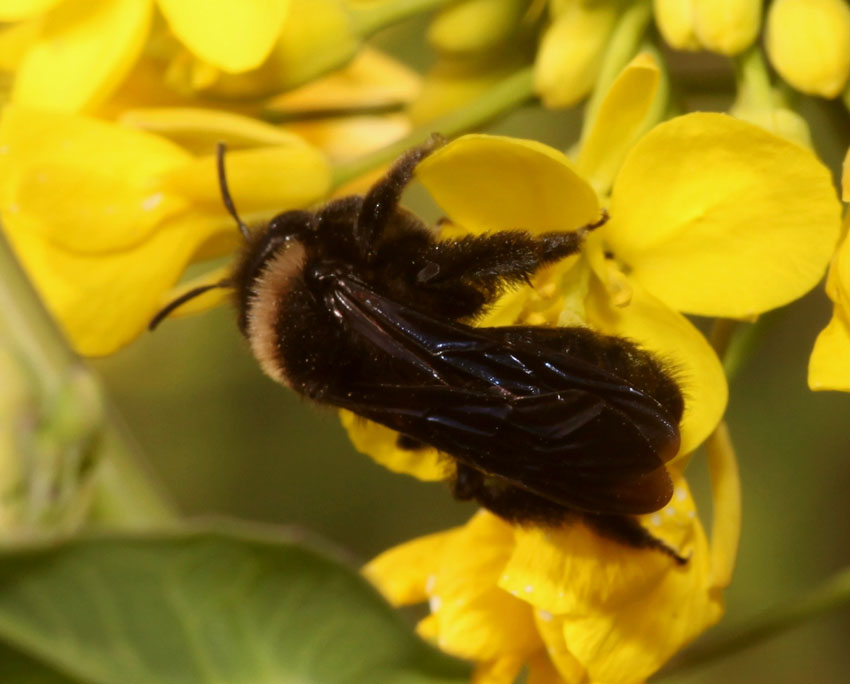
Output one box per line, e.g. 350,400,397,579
355,133,446,260
583,514,688,564
452,463,484,501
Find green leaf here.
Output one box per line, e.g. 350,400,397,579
0,524,471,684
0,640,77,683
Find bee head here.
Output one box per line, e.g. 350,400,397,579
232,209,313,335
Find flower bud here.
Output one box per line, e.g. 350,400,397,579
535,1,619,108
692,0,762,56
653,0,700,50
428,0,526,54
766,0,850,97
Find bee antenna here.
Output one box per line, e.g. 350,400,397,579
149,279,233,331
217,142,251,240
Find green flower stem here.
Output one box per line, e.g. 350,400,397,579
734,46,775,112
352,0,455,38
332,67,535,188
709,318,738,360
0,228,177,528
661,565,850,678
721,310,783,382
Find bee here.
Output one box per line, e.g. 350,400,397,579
151,136,686,562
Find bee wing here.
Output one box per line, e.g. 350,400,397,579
335,383,673,515
327,276,678,515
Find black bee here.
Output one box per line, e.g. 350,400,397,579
152,136,686,562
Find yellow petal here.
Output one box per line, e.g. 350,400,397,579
808,307,850,391
810,218,850,391
12,0,152,112
0,107,190,253
432,512,541,661
471,656,525,684
0,0,62,22
561,512,721,683
416,134,600,235
4,212,222,356
729,102,813,149
192,0,359,98
526,644,583,684
692,0,761,56
0,20,40,71
585,275,727,456
158,144,331,214
157,0,289,73
577,52,660,196
533,614,586,684
339,410,455,482
554,480,721,682
652,0,700,50
429,0,525,54
501,520,670,616
766,0,850,97
363,527,459,605
534,1,619,108
706,422,741,590
608,113,841,317
287,114,410,163
266,47,421,113
157,265,232,320
843,142,850,201
119,107,307,154
16,162,185,254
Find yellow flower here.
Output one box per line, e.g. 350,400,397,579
809,146,850,391
365,426,741,683
0,106,331,355
3,0,409,111
169,0,362,100
344,53,841,482
2,0,291,112
766,0,850,98
654,0,762,56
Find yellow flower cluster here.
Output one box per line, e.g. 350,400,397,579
366,476,726,683
0,0,421,355
349,55,840,682
0,3,847,682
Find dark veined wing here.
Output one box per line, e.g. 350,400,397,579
324,274,680,515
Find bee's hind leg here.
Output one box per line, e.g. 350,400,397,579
584,513,688,565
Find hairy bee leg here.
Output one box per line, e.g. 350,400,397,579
584,514,688,564
417,230,589,294
355,133,447,261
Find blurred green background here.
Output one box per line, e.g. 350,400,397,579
90,23,850,684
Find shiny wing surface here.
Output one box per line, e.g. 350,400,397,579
325,274,678,515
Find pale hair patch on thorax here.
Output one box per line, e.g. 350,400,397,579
246,240,307,387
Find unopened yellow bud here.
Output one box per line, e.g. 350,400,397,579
428,0,525,54
653,0,700,50
535,1,619,108
692,0,762,55
766,0,850,97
